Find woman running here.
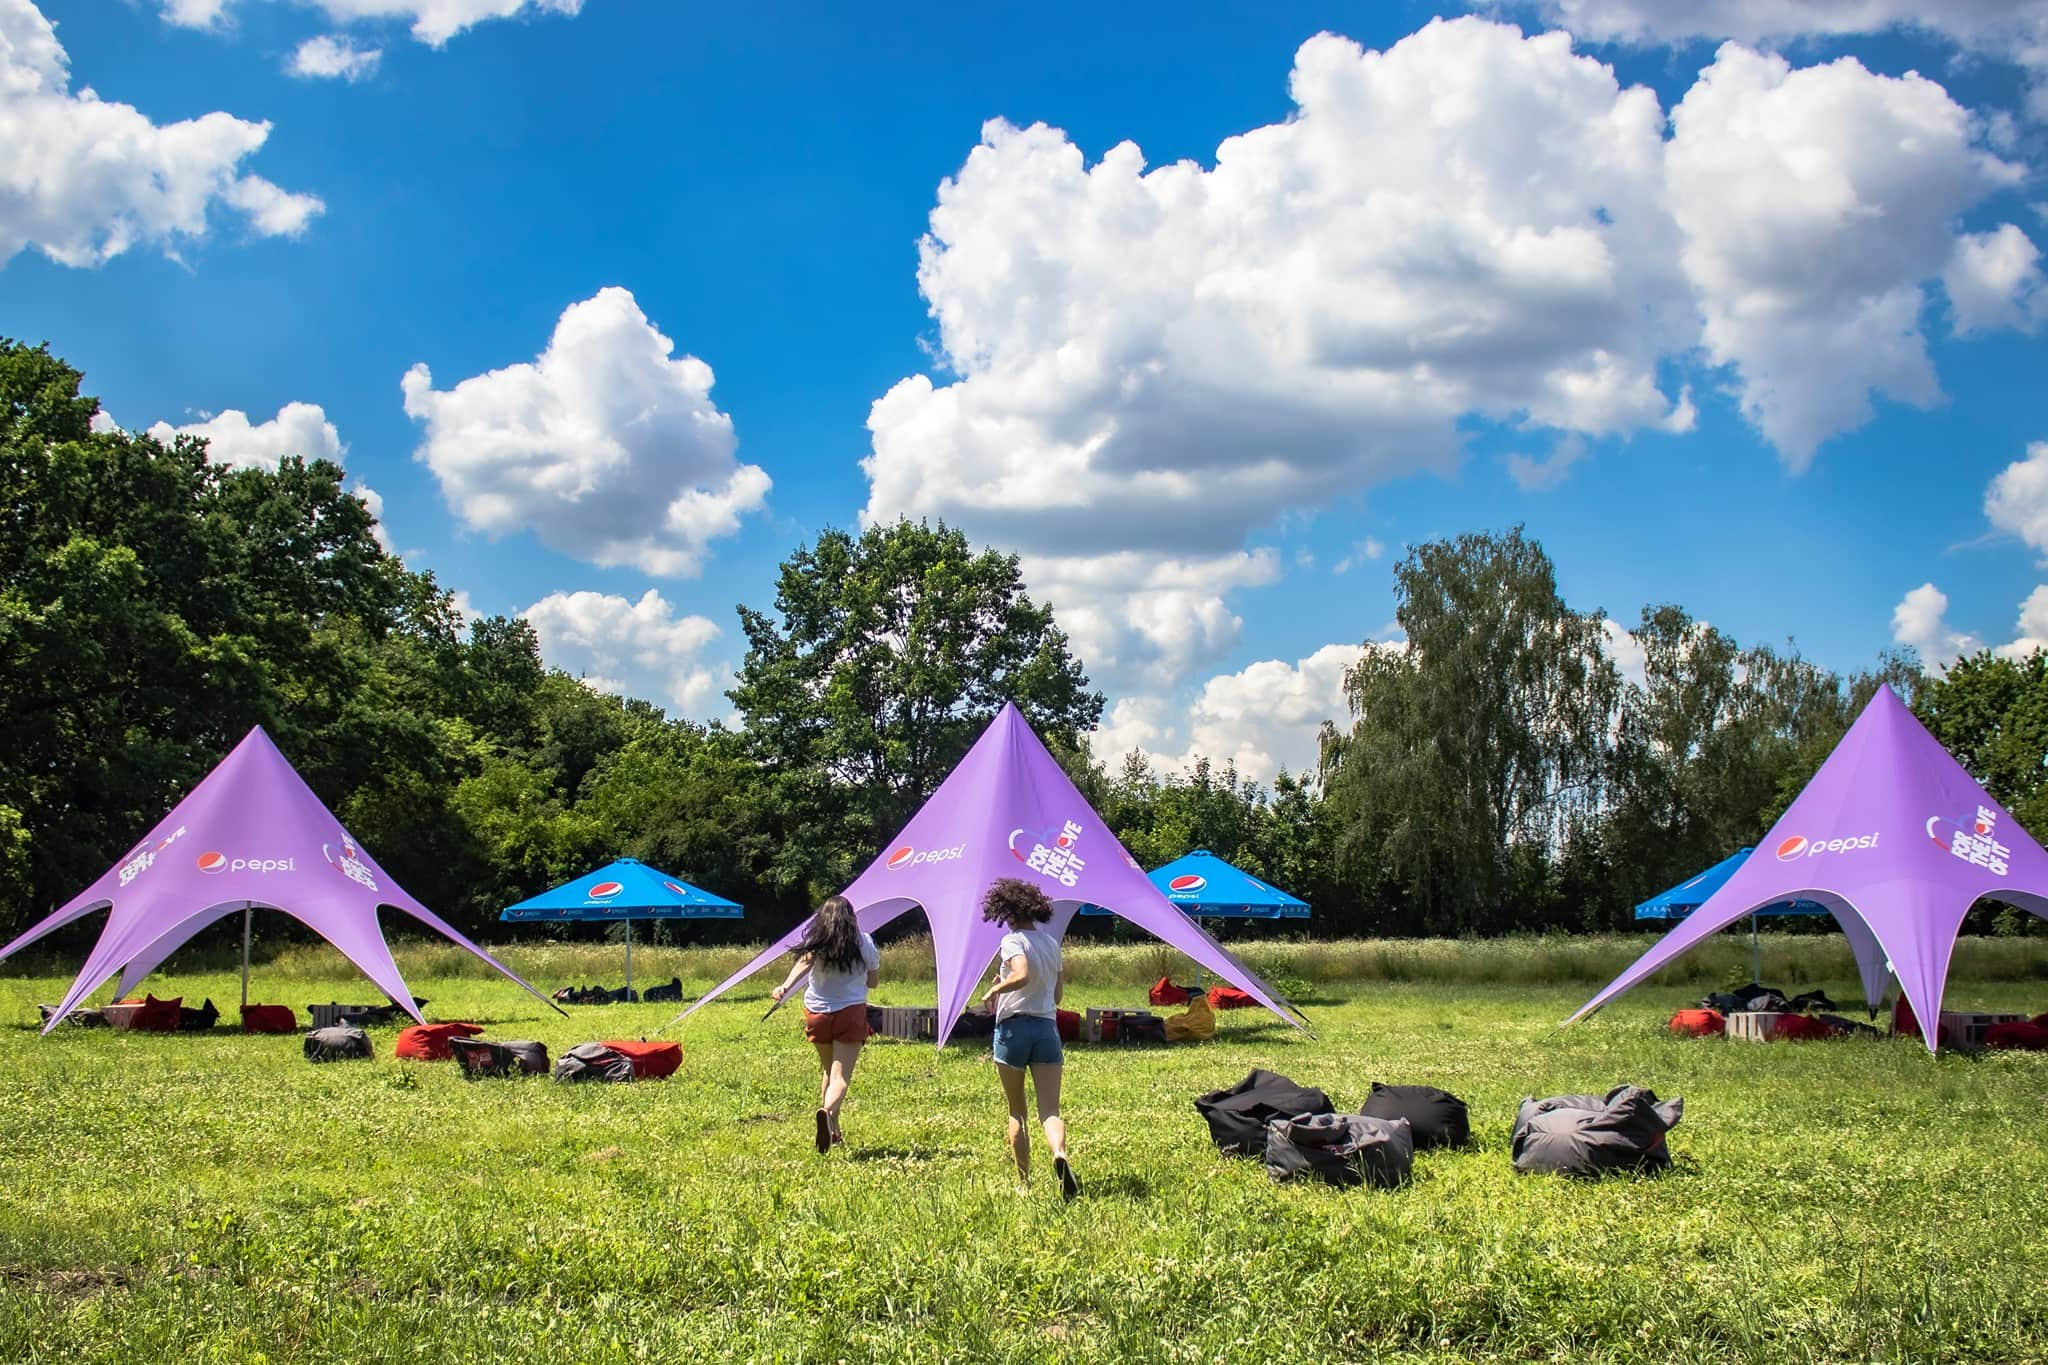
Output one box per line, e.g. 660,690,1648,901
978,877,1078,1200
769,895,878,1154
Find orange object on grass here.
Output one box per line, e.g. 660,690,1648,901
603,1039,681,1079
394,1021,485,1061
1669,1008,1725,1037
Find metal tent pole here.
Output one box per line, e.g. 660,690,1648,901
241,904,252,1009
1751,913,1761,984
625,919,633,996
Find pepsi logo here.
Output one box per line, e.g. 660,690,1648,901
1777,831,1879,860
588,881,624,900
662,880,689,895
1774,836,1808,861
887,846,915,870
887,843,965,870
1167,874,1207,893
196,851,227,875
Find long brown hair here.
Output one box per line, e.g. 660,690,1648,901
797,895,864,971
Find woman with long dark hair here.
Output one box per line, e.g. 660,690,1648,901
978,877,1077,1199
769,895,879,1153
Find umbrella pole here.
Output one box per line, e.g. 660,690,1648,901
240,904,252,1010
625,919,633,997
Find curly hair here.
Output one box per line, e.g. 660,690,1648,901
980,877,1055,931
796,895,865,972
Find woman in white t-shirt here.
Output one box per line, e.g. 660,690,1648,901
770,895,879,1154
978,877,1077,1200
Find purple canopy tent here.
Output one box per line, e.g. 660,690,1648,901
670,702,1305,1042
0,726,558,1034
1568,686,2048,1051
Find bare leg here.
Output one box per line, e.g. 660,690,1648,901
813,1041,833,1109
824,1040,862,1135
996,1061,1031,1182
1032,1062,1067,1158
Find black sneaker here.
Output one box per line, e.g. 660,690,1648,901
1054,1154,1078,1202
815,1109,832,1155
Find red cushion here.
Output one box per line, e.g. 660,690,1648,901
1148,977,1190,1007
1207,986,1256,1011
131,994,182,1032
603,1039,681,1079
1055,1009,1080,1042
240,1004,298,1034
1774,1014,1834,1041
1893,997,1920,1038
1986,1021,2048,1051
1670,1008,1726,1037
394,1021,485,1061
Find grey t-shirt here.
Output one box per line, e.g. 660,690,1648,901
994,928,1062,1022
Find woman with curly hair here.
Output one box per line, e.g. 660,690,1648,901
769,895,879,1154
978,877,1078,1200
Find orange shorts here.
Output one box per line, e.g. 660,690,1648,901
803,1002,871,1045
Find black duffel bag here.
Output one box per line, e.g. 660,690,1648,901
450,1037,551,1078
1194,1068,1334,1156
304,1025,372,1062
1511,1084,1683,1178
552,1041,635,1084
1360,1082,1471,1150
1264,1113,1413,1188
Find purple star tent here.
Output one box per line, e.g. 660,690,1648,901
670,702,1305,1042
1568,685,2048,1051
0,726,557,1034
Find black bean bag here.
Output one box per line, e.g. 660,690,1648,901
1264,1113,1413,1188
552,1041,635,1084
449,1038,551,1078
1194,1068,1334,1156
304,1025,372,1062
1511,1084,1682,1178
1359,1082,1470,1149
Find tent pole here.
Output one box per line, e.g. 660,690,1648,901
240,904,252,1009
1751,913,1761,984
625,919,633,996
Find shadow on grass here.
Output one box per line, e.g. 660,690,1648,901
1076,1171,1152,1200
847,1145,967,1164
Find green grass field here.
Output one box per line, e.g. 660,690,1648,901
4,937,2047,1363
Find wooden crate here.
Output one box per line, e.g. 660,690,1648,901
871,1005,935,1040
1726,1011,1797,1042
98,1002,147,1031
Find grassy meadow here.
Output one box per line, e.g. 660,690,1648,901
3,934,2047,1363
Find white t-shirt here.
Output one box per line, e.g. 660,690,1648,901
994,928,1062,1022
803,932,880,1014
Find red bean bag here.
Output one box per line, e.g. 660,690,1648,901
131,994,182,1032
1149,977,1191,1007
1893,997,1920,1038
1986,1021,2048,1051
602,1039,681,1080
1055,1009,1080,1042
1670,1008,1725,1037
240,1004,298,1034
394,1021,484,1061
1773,1014,1835,1041
1208,986,1256,1011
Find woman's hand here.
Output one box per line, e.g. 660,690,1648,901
770,984,786,1004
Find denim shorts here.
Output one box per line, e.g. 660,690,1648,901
992,1014,1063,1068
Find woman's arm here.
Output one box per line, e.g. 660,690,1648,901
770,952,813,1003
980,953,1029,1011
1053,967,1065,1008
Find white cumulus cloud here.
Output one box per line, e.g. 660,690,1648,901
1997,586,2048,661
289,34,382,80
1666,44,2026,468
1987,441,2048,561
1601,617,1649,689
1092,643,1365,785
403,287,771,578
147,400,344,471
163,0,583,47
864,18,2038,693
522,588,724,717
0,0,323,268
1892,582,1985,674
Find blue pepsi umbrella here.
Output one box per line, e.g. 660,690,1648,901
502,857,741,993
1635,847,1827,981
1077,848,1309,919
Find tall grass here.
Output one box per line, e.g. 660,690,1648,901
191,931,2048,997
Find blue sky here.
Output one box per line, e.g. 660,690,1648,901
5,0,2045,780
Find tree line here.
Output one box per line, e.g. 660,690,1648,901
3,339,2041,953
